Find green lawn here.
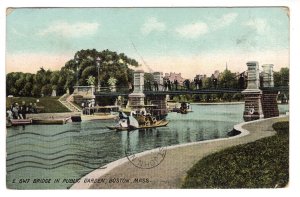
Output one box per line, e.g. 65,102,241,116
182,121,289,188
6,96,70,113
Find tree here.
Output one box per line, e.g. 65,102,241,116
274,67,289,87
6,49,140,96
23,82,33,96
32,84,42,97
41,84,53,96
219,70,237,88
222,93,233,102
233,93,243,101
66,49,138,87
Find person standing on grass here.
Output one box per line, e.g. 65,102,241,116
20,101,27,119
15,103,22,119
33,103,38,113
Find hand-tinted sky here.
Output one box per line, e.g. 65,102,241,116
6,7,289,78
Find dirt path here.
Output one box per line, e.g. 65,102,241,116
71,116,288,189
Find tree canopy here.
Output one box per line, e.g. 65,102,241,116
6,49,139,97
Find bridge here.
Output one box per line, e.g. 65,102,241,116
73,62,288,122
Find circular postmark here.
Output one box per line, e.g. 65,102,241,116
125,147,167,169
124,131,167,169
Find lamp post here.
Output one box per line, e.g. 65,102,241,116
75,54,80,86
96,57,101,92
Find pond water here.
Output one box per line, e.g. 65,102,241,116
6,103,289,189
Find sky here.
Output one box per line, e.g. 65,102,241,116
6,7,289,78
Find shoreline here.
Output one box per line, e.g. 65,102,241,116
190,101,244,105
71,115,288,189
71,123,248,189
26,112,117,121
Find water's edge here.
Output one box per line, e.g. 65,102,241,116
71,119,254,189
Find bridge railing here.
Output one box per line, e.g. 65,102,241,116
94,85,288,95
94,86,132,95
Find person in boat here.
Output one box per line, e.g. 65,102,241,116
137,111,146,126
145,113,156,126
180,102,188,114
118,111,128,127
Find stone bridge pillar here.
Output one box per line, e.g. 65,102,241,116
262,64,274,87
128,70,145,110
261,64,279,118
146,71,168,119
242,61,264,121
153,72,164,91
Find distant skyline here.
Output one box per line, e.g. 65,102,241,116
6,7,289,78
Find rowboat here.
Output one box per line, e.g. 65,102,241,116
107,120,169,131
10,119,32,126
32,117,71,125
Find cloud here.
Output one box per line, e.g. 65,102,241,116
244,18,269,34
141,17,166,35
37,21,100,38
175,22,209,39
212,13,238,30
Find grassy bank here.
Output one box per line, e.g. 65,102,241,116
6,97,70,113
182,121,289,188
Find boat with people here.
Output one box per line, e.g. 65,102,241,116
178,102,192,114
169,102,192,114
107,119,169,131
106,109,169,131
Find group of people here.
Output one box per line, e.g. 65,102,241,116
81,100,95,115
194,77,203,90
7,101,38,120
134,110,157,126
145,78,178,91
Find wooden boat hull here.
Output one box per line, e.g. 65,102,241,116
107,120,169,131
32,117,70,125
10,119,32,126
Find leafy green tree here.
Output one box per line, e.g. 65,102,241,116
15,73,26,95
233,93,243,101
32,84,42,97
204,77,212,88
6,49,140,96
50,71,60,86
219,70,237,88
41,84,53,96
66,49,138,88
222,93,233,102
23,82,33,96
274,67,289,87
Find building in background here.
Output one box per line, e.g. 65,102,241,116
165,72,185,85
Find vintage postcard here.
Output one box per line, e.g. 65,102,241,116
5,7,290,189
